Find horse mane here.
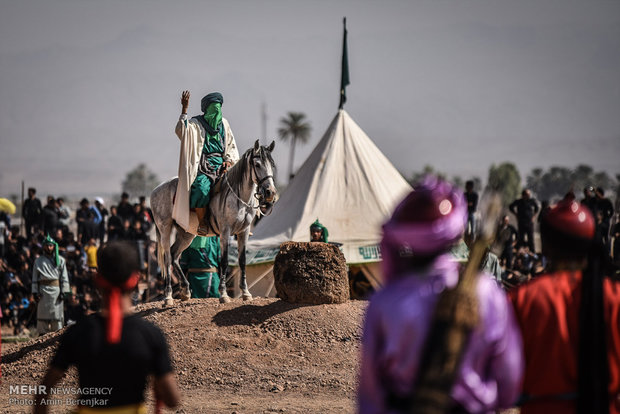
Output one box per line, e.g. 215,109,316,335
225,148,251,190
224,145,276,191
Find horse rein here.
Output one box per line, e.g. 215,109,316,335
222,153,274,210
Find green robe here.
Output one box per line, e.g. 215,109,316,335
189,128,225,208
180,236,221,298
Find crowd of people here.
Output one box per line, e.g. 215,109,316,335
2,88,617,413
359,176,620,413
486,185,618,289
0,188,165,337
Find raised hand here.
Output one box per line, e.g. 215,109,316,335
181,90,190,114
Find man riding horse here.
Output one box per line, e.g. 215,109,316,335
173,91,240,236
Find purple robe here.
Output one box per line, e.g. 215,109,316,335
358,254,524,413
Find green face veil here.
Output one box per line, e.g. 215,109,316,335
310,219,329,243
203,102,223,132
200,92,224,142
43,234,60,267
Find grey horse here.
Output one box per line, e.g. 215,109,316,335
150,140,277,305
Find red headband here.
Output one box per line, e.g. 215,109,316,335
95,272,140,344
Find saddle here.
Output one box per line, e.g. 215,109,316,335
171,176,224,237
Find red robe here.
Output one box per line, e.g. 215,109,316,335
509,270,620,414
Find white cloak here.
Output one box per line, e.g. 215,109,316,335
173,114,239,232
32,255,70,321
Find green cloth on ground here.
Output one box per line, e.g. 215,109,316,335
180,236,221,298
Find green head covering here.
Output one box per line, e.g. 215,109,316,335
201,92,223,112
310,219,329,243
43,234,60,267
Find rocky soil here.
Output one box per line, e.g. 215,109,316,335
1,298,367,413
274,242,350,304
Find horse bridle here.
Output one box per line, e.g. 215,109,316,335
250,154,274,188
249,153,276,216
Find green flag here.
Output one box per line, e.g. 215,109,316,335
339,17,350,109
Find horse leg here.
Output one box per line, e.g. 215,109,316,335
218,229,231,303
237,229,252,301
157,225,175,307
170,227,195,301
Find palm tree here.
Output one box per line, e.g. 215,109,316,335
277,112,311,181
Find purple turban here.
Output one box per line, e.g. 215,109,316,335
381,176,466,282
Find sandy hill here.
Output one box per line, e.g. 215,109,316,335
1,298,368,413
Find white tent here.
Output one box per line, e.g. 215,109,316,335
228,109,412,297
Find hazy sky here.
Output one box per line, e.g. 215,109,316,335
1,0,619,200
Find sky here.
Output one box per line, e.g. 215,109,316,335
1,0,619,200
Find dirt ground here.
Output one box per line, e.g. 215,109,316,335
1,297,520,414
1,298,366,413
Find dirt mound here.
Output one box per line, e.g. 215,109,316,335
274,242,349,304
0,298,368,413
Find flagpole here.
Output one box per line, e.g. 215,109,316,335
261,101,267,145
339,17,350,109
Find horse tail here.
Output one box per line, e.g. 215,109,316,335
156,225,167,281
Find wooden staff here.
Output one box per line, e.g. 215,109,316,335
409,194,502,414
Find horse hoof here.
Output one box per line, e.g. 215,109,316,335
164,298,175,307
242,294,253,301
219,296,231,304
179,291,190,301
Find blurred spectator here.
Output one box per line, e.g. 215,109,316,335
23,187,43,239
580,185,598,216
8,290,31,335
119,219,133,241
107,205,123,241
94,197,108,244
117,192,133,223
85,238,98,271
537,200,550,224
130,221,149,271
509,189,539,252
56,197,72,231
464,180,479,239
509,194,620,413
42,196,59,236
493,215,518,270
612,220,620,265
76,199,100,245
595,187,614,244
139,196,153,232
0,213,8,258
132,203,152,234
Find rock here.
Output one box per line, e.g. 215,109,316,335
273,242,349,305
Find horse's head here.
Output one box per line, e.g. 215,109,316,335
250,139,278,208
